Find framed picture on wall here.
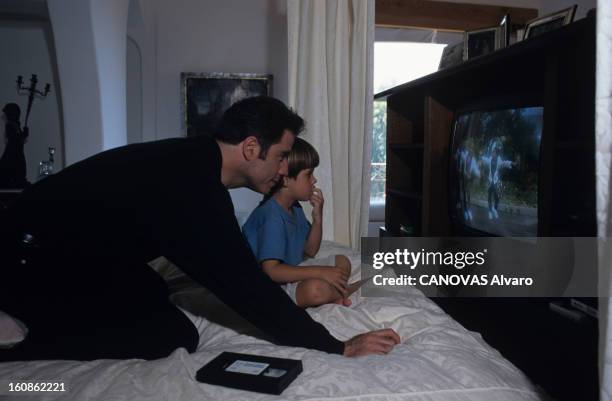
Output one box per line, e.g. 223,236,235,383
181,72,273,137
523,5,577,40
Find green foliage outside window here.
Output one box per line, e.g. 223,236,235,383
371,101,387,201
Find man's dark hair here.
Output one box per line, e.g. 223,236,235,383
213,96,304,158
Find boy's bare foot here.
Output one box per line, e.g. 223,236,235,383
333,297,352,307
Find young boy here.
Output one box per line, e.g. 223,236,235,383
242,138,357,308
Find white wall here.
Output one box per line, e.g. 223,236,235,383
0,20,63,183
152,0,288,140
48,0,129,165
126,0,145,144
149,0,289,213
90,0,129,150
127,36,143,144
127,0,156,144
47,0,103,164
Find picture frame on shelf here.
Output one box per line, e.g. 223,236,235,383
464,26,500,60
523,5,577,40
499,14,511,48
181,72,272,137
438,41,464,70
515,28,525,44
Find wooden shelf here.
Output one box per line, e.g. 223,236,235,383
374,17,593,101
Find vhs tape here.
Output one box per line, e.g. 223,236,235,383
196,352,303,395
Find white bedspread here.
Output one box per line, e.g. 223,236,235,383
0,242,541,401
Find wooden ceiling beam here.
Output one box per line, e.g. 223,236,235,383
376,0,538,31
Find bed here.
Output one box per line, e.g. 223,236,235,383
0,241,542,401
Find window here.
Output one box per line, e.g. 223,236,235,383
370,36,452,205
371,100,387,203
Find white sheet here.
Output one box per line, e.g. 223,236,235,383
0,242,542,401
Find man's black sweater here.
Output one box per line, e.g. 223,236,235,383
2,136,343,359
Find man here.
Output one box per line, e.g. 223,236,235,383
458,141,480,221
481,140,514,220
0,96,399,361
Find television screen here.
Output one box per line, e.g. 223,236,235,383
450,106,543,236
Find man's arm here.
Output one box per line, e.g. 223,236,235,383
344,329,401,356
157,185,399,356
156,187,345,353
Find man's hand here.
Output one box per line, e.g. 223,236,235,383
343,329,401,357
310,187,324,223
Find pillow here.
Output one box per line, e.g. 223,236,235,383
0,310,28,348
234,210,251,227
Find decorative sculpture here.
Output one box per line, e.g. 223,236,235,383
38,146,55,179
0,103,29,188
17,74,51,129
0,75,51,188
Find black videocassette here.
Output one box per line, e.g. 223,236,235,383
195,352,303,395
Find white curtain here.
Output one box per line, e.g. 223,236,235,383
287,0,375,248
598,2,612,400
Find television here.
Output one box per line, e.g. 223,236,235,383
449,105,544,236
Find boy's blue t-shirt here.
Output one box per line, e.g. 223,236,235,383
242,198,311,266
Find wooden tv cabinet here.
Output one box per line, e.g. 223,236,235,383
375,15,598,401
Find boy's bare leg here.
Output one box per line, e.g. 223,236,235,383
295,278,363,308
295,255,357,308
295,278,344,308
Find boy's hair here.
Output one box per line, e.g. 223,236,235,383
263,138,319,201
213,96,304,159
286,137,319,178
